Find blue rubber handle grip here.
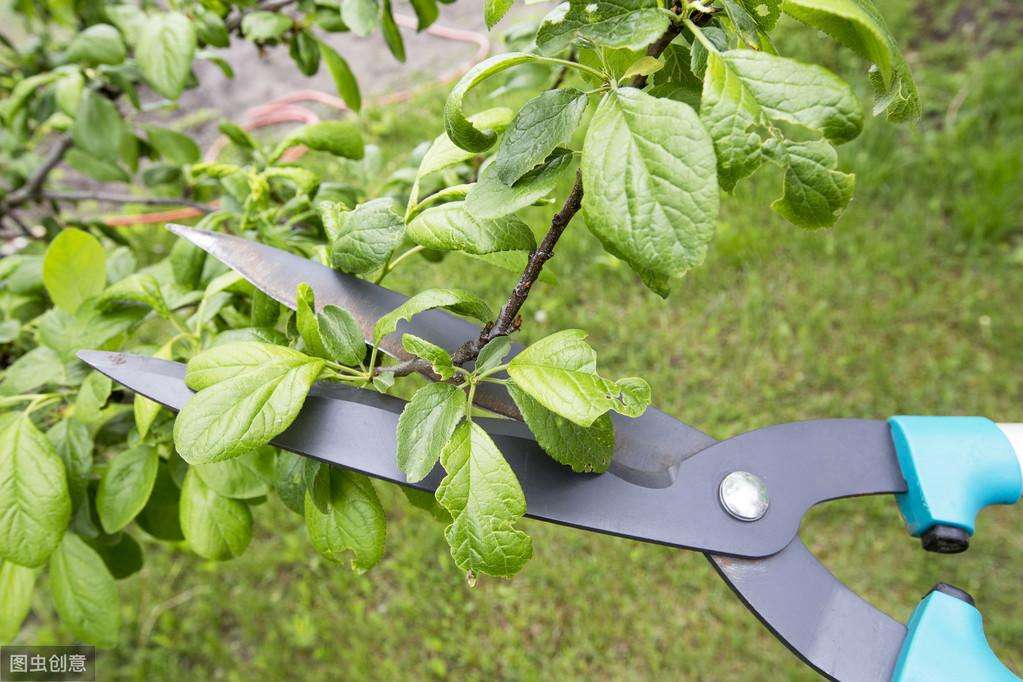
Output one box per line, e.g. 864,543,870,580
888,416,1022,537
893,590,1018,681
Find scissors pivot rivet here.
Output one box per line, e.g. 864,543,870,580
719,471,769,521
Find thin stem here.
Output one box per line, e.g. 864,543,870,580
0,393,57,410
43,190,214,213
5,211,33,237
475,170,585,350
405,184,473,222
373,23,685,392
374,245,425,284
534,55,607,82
683,17,717,52
25,394,62,415
2,135,73,209
474,363,509,381
550,47,577,88
324,361,368,379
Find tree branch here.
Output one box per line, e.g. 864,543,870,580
629,23,683,89
41,190,214,213
379,21,691,379
3,135,73,209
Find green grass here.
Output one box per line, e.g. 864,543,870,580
16,2,1023,678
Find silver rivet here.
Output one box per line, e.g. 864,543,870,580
719,471,769,521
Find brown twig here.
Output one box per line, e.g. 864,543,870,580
380,21,690,379
3,135,73,210
42,190,214,213
629,23,684,89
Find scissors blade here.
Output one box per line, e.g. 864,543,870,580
710,541,905,681
81,350,910,678
167,224,713,488
77,350,774,557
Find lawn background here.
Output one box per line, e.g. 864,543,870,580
11,1,1023,678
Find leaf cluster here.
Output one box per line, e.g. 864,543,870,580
0,0,921,647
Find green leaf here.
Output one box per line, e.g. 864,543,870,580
37,301,145,363
214,327,289,347
407,202,535,255
402,334,455,380
0,346,66,396
716,50,861,140
96,445,159,534
485,0,514,28
400,487,450,522
213,128,253,158
294,284,366,366
274,451,308,514
319,305,367,366
318,40,361,112
137,12,197,100
701,50,862,191
416,108,514,181
325,199,405,275
581,88,718,296
72,89,123,164
380,0,406,62
0,560,35,642
410,0,439,30
136,463,183,541
175,343,324,463
0,414,71,567
289,29,321,76
196,8,230,48
648,41,702,105
741,0,781,31
768,139,855,228
342,0,380,37
250,289,279,328
492,89,588,186
46,419,93,488
397,383,466,482
508,383,614,472
536,0,670,55
296,283,328,358
273,121,364,162
73,371,112,426
445,53,539,152
474,336,511,373
374,289,493,344
98,273,170,318
690,26,728,78
65,23,125,65
179,469,252,560
242,11,292,41
782,0,918,121
507,329,651,426
623,55,664,80
305,467,385,571
65,148,129,182
436,421,532,577
466,148,574,220
49,533,119,647
89,532,143,580
195,447,274,499
144,125,201,165
105,4,146,44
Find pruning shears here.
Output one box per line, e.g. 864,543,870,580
79,225,1023,681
